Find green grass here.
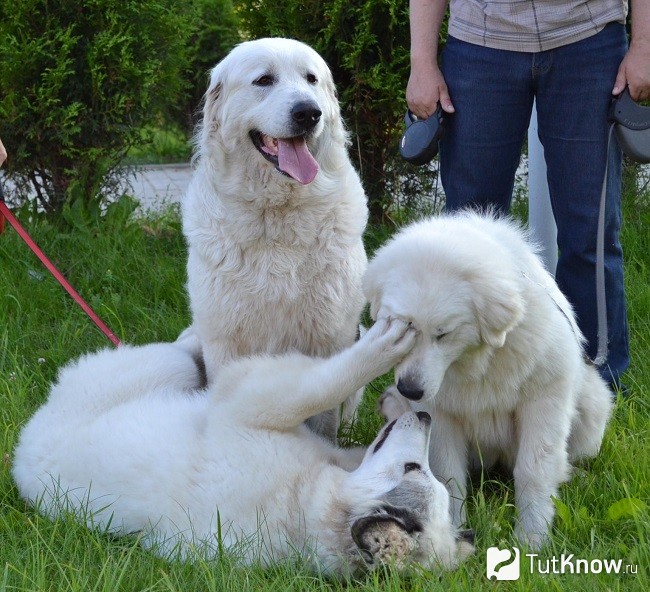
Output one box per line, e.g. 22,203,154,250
1,193,648,591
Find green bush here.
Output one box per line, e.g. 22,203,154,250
0,0,195,216
236,0,438,221
173,0,241,134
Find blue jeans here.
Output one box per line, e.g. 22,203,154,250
440,23,629,385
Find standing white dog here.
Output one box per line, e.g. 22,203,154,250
12,318,474,576
363,212,613,549
181,38,368,440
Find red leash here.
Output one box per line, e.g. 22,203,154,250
0,190,122,347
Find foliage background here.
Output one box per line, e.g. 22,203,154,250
173,0,241,135
0,0,239,216
0,0,442,221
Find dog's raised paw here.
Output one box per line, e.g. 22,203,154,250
353,318,418,386
377,317,418,352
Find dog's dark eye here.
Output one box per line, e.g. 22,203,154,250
306,73,318,84
404,462,421,473
434,332,449,342
253,74,275,87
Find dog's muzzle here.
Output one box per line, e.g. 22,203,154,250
249,102,322,185
291,101,322,134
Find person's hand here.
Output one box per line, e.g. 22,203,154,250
0,139,6,167
612,41,650,101
406,61,455,119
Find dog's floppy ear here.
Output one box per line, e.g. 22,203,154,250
351,505,421,566
473,276,525,348
197,59,229,148
317,59,341,123
202,79,223,135
316,65,351,156
324,76,340,117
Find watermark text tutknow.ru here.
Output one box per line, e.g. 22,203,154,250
486,546,638,580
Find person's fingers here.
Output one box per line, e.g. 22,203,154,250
612,65,627,96
438,85,455,113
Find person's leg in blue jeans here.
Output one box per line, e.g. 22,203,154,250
440,37,534,213
535,23,629,386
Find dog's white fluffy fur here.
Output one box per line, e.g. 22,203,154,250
364,212,613,549
181,38,368,439
12,319,474,576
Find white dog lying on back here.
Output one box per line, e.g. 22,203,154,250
12,318,473,576
363,212,613,549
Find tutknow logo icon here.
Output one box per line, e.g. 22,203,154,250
486,547,521,580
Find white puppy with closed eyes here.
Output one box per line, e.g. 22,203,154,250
364,212,613,549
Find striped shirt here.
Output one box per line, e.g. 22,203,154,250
448,0,628,52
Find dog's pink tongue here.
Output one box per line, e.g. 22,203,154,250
277,137,319,185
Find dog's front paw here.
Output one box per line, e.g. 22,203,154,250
514,523,549,551
378,386,413,422
361,317,418,376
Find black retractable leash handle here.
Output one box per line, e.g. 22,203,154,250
609,86,650,164
399,105,446,165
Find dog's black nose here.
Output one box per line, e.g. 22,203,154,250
291,101,322,131
416,411,431,424
397,378,425,401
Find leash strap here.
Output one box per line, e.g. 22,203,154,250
0,192,122,347
593,123,615,367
